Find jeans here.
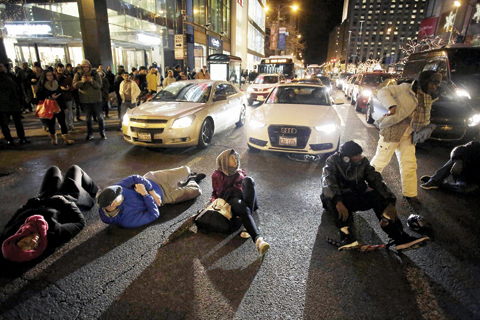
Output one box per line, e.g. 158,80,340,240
429,159,478,193
0,111,25,141
64,100,74,130
82,102,105,136
120,101,137,125
41,109,69,135
103,100,109,118
321,190,403,239
226,177,260,243
39,165,99,210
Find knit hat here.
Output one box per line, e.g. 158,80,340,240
216,149,240,176
339,141,363,158
96,185,123,208
81,60,91,67
2,215,48,262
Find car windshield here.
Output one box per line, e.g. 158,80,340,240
151,82,212,103
362,74,391,85
266,86,330,105
254,75,279,84
449,49,480,100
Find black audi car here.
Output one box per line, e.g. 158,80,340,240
365,47,480,142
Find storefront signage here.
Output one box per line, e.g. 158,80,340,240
6,24,51,36
278,27,286,50
418,17,439,40
209,36,222,48
138,33,161,46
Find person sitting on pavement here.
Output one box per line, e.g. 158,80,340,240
420,141,480,193
0,165,98,263
321,141,430,250
97,167,206,228
211,149,270,254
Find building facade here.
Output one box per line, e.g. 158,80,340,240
327,25,343,65
336,0,428,65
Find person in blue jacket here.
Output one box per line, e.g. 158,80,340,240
97,167,205,228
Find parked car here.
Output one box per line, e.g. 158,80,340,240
246,73,285,105
351,72,393,112
122,80,247,148
246,84,344,157
336,72,353,89
365,78,480,142
318,76,333,93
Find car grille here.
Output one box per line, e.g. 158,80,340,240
130,127,164,134
130,118,168,124
268,125,311,149
431,125,467,141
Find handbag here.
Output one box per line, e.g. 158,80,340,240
195,199,233,234
35,99,61,119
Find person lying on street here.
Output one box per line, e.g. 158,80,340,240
421,141,480,193
321,141,430,251
211,149,270,254
1,165,98,263
97,166,205,228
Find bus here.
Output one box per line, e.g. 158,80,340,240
306,64,321,77
258,55,302,80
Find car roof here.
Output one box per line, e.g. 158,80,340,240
276,83,326,88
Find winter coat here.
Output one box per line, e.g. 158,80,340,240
321,153,396,206
0,195,86,259
0,73,23,113
119,80,141,102
56,74,74,101
72,66,103,103
163,77,176,88
450,141,480,184
195,70,210,80
98,175,164,228
146,73,158,92
211,169,247,201
376,83,418,129
35,80,66,110
101,76,110,101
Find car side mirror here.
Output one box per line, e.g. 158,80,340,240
333,98,344,105
215,94,227,101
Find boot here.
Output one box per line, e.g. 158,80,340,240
62,134,75,145
50,134,58,145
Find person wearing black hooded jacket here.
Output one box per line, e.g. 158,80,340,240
321,141,429,250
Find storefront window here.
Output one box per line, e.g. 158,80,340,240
248,0,265,31
194,44,206,71
193,0,207,26
248,24,264,55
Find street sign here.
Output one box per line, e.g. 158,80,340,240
175,34,184,49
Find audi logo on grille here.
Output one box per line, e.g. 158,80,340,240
281,127,297,134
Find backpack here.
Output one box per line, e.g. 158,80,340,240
195,199,238,234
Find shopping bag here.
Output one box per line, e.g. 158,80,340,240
35,99,61,119
109,92,118,107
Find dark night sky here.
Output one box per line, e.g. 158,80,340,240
299,0,344,65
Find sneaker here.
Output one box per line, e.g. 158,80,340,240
85,135,94,141
255,237,270,254
420,175,431,183
193,173,206,183
404,196,421,204
420,180,440,190
100,134,107,140
394,234,430,250
240,229,251,239
338,233,359,250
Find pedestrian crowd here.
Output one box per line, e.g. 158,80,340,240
1,66,478,269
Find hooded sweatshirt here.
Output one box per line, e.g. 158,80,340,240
72,60,103,103
211,149,246,201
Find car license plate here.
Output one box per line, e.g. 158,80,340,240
279,136,297,146
137,133,152,142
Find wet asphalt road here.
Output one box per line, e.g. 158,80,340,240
0,89,479,320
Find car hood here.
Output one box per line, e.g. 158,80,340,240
251,103,340,127
130,101,204,118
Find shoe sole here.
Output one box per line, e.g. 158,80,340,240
420,175,432,183
258,242,270,255
338,241,359,251
420,184,439,190
240,232,251,239
396,237,430,250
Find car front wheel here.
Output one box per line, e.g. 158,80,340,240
197,118,214,149
236,105,246,127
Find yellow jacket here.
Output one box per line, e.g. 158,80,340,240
146,73,158,92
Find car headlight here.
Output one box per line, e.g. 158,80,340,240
172,115,195,128
314,124,337,133
456,89,471,99
467,114,480,127
249,119,266,129
326,87,331,92
361,90,372,97
122,113,130,126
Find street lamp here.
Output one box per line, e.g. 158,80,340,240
265,4,300,55
449,1,461,44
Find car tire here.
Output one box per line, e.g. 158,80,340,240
355,97,363,112
236,105,246,127
247,99,254,106
351,95,355,105
197,118,214,149
366,104,375,124
247,143,260,152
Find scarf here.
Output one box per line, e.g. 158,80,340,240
216,149,240,176
2,215,49,262
44,80,59,91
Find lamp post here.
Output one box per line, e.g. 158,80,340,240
449,1,461,44
358,20,365,62
265,4,299,56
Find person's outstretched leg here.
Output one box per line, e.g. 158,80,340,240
228,198,260,243
61,165,98,209
39,166,62,195
242,177,258,212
